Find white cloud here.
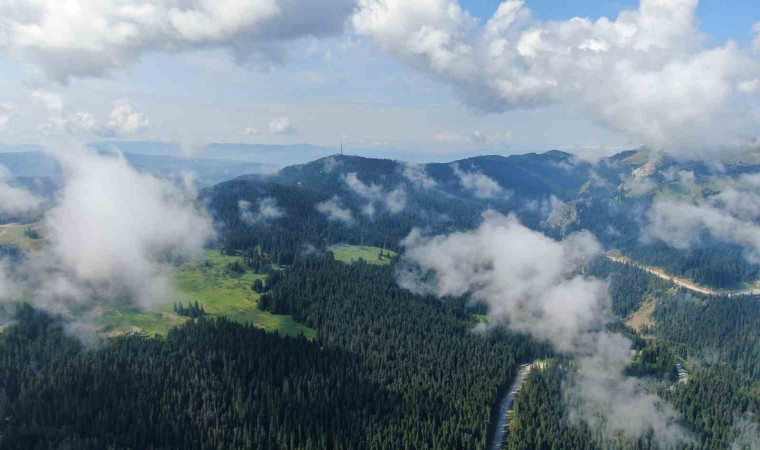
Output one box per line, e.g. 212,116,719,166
400,212,605,349
0,164,44,216
316,195,355,225
646,173,760,261
30,91,148,137
398,212,690,445
322,156,342,173
450,163,502,198
354,0,760,154
402,163,437,189
0,0,355,81
754,22,760,49
239,197,285,224
0,147,214,319
268,116,297,135
343,172,406,216
244,127,259,135
98,99,150,137
38,148,215,310
434,130,511,145
0,103,13,130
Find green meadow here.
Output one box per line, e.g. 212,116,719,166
0,222,44,249
329,244,397,266
97,250,315,339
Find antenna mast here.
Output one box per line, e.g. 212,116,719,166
340,140,343,156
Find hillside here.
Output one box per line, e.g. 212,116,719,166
209,149,759,289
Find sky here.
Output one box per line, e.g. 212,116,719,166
0,0,758,163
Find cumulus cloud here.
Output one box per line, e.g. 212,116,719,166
1,147,214,320
646,174,760,261
0,165,44,216
98,99,150,137
315,195,355,225
0,103,12,130
343,172,407,216
354,0,760,154
0,0,355,81
239,197,285,224
400,212,605,349
435,130,511,145
402,163,437,189
398,212,690,445
451,163,502,198
30,91,148,137
268,116,297,135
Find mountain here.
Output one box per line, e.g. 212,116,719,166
207,149,759,289
0,151,271,187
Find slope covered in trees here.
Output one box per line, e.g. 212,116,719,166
0,255,551,449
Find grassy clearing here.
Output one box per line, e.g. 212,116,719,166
0,222,44,249
329,244,397,266
472,314,488,324
98,250,315,339
626,297,657,335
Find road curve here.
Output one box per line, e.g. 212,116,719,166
491,363,533,450
605,255,760,297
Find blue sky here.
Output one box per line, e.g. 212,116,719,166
463,0,758,44
0,0,757,163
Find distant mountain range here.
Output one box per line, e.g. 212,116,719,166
0,151,271,187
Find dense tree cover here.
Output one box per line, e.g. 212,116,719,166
626,242,759,289
649,293,760,378
589,257,672,317
262,256,553,449
0,305,398,450
203,179,483,264
625,340,678,379
0,257,551,449
505,259,760,450
569,196,759,289
507,358,759,450
506,364,663,450
662,366,760,449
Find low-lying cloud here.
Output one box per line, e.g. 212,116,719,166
344,172,407,217
402,163,437,190
398,212,690,446
239,197,286,225
316,195,355,225
646,173,760,261
451,163,502,198
0,165,44,215
0,147,214,322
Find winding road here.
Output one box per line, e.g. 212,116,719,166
491,363,533,450
605,255,760,297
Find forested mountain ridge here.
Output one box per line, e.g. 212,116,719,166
207,148,760,288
